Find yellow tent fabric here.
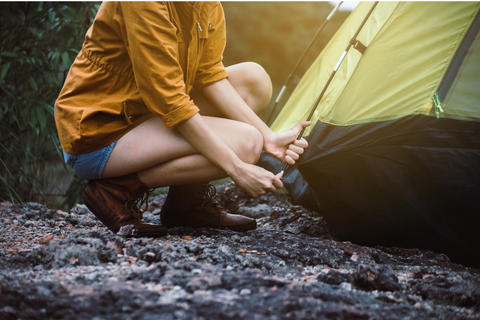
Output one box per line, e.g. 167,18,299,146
443,25,480,120
271,2,480,136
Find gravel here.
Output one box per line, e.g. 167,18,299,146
1,182,479,320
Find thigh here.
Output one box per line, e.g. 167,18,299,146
191,62,271,117
102,115,257,178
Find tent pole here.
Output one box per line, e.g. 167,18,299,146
266,2,344,127
280,1,379,178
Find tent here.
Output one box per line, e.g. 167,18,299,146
263,1,480,266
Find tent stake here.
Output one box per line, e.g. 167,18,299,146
280,1,379,178
266,2,344,126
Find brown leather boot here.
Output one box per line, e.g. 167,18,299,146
83,173,167,238
160,183,256,232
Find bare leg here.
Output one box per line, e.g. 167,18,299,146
102,62,272,188
103,116,263,188
191,62,272,117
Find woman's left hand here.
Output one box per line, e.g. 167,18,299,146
263,121,311,165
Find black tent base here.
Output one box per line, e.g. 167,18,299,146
260,115,480,267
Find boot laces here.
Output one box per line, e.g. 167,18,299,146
197,184,220,213
125,188,155,220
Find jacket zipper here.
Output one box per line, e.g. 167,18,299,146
196,21,202,60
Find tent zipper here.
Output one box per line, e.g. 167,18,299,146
433,92,444,119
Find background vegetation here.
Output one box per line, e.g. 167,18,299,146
223,2,348,122
0,2,348,209
0,2,99,208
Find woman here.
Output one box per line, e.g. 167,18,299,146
55,2,309,237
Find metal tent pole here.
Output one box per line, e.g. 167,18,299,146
266,2,344,127
280,1,379,178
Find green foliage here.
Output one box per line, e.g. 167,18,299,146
0,2,99,206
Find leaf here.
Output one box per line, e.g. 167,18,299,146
0,62,10,82
89,7,98,22
0,175,21,203
37,101,55,116
29,113,36,130
49,11,55,22
1,102,9,114
29,77,38,91
61,52,71,70
0,52,17,58
37,107,47,132
51,51,60,68
51,21,60,30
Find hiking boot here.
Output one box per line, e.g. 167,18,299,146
160,183,256,232
83,173,167,238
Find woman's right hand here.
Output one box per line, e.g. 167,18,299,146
230,162,283,197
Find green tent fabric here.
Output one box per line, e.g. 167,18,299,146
264,2,480,266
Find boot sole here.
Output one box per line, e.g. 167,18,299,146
222,219,257,232
163,219,257,232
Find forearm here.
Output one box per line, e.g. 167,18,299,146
176,113,243,177
202,78,274,143
199,77,310,172
176,112,283,197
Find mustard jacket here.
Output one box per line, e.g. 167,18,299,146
55,2,228,154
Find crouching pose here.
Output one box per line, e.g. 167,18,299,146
55,2,309,237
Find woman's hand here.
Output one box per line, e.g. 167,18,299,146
230,162,283,197
264,121,311,165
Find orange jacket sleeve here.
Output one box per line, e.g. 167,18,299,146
119,2,199,128
194,4,229,91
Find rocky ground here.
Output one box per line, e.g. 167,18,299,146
1,182,479,320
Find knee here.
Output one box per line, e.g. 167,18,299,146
244,62,272,114
229,62,273,115
238,124,263,164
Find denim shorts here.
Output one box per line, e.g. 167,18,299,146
63,140,118,181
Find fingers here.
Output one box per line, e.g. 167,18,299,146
236,165,285,197
267,185,277,193
292,121,312,135
285,149,299,161
254,181,278,196
284,155,295,166
293,138,308,148
264,172,283,193
283,138,308,165
288,144,304,155
301,121,312,128
273,174,283,189
266,171,283,193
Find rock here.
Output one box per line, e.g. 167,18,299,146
353,264,402,292
239,288,251,295
39,235,54,245
78,213,98,227
0,184,479,320
70,204,91,215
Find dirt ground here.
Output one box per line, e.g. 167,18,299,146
1,182,479,320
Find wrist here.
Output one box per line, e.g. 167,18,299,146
223,157,245,178
262,128,275,150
